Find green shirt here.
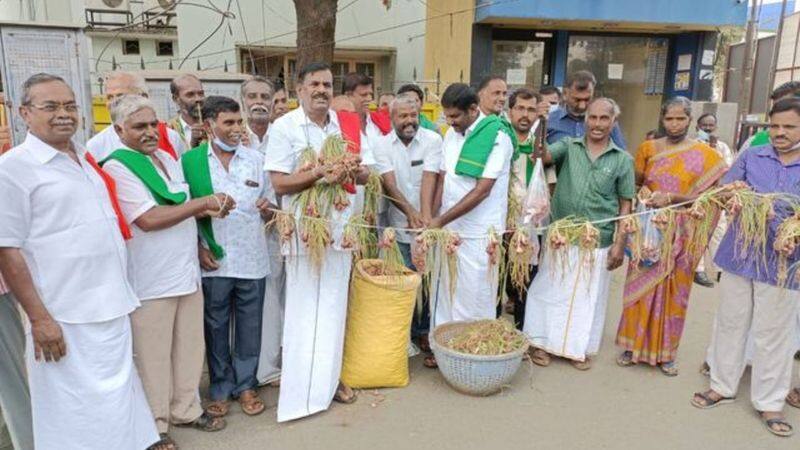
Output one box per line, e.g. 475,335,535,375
549,137,636,247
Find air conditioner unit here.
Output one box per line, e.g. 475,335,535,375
143,0,177,12
86,0,130,11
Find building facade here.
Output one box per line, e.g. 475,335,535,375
425,0,748,146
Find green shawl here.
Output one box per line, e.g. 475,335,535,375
455,114,518,179
419,114,439,133
181,143,224,259
516,139,534,186
101,149,187,206
750,130,769,148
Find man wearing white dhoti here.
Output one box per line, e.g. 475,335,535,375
426,83,514,367
0,73,158,450
265,62,371,422
524,98,634,370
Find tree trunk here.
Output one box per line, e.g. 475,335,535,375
293,0,338,70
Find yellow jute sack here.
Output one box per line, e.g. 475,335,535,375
341,259,421,388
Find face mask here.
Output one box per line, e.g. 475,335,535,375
696,129,710,142
213,135,239,153
775,139,800,154
549,104,560,114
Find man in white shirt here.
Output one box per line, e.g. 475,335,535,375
102,95,233,447
0,73,158,449
87,71,187,162
237,75,286,387
168,74,206,148
182,96,272,420
427,83,514,365
266,61,371,422
374,94,442,353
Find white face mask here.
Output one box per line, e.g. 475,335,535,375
549,104,560,114
775,139,800,154
696,129,710,142
211,130,241,152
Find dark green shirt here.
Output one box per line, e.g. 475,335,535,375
549,137,636,247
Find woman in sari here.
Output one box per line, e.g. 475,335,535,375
616,97,727,376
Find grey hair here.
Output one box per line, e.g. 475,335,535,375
389,94,419,115
585,97,621,121
240,75,274,99
111,94,156,125
20,73,69,105
104,71,148,96
661,96,693,118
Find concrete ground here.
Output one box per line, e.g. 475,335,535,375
172,269,800,450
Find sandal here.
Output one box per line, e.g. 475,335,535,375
616,351,634,367
205,400,229,418
418,335,431,353
571,358,592,371
787,388,800,409
148,433,177,450
691,390,735,409
177,412,226,432
238,390,266,416
760,412,794,437
530,348,551,367
659,361,679,377
334,383,358,404
423,354,438,369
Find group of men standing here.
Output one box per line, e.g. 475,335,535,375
1,58,800,449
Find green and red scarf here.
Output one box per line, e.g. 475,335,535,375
101,149,187,206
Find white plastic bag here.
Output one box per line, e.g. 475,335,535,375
625,202,662,266
522,158,551,229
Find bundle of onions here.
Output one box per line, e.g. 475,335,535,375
373,228,407,276
412,229,461,298
299,216,332,269
485,226,503,267
363,171,383,225
506,173,524,229
775,210,800,286
721,182,778,267
684,187,725,260
546,216,600,276
507,228,536,292
268,210,296,246
340,214,377,261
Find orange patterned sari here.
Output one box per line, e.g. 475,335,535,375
615,139,726,365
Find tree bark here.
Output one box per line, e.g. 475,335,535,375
293,0,338,70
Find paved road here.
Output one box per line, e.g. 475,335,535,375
172,269,800,450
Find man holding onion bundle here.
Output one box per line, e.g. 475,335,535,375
692,97,800,438
523,98,634,371
265,62,372,422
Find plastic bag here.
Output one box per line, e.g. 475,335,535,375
625,201,662,266
522,158,551,229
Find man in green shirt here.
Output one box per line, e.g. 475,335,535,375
523,97,635,370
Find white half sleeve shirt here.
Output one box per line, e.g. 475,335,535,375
374,128,442,243
0,133,139,323
103,150,201,301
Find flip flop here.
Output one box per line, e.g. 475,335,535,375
204,400,229,418
616,351,634,367
238,390,266,416
691,391,735,409
176,412,226,432
334,386,358,404
147,434,177,450
423,354,438,369
530,349,551,367
660,361,679,377
787,388,800,409
760,413,794,437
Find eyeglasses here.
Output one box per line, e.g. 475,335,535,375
25,102,79,113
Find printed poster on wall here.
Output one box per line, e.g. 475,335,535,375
674,72,691,91
506,68,527,86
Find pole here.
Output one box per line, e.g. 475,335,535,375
738,0,759,122
766,0,789,111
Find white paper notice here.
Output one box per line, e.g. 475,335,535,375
506,68,527,85
701,50,715,66
677,54,693,71
608,64,624,80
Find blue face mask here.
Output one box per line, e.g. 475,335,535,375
696,129,710,142
213,136,239,153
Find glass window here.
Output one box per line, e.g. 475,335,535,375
332,61,349,94
491,40,546,90
156,41,174,57
567,35,670,147
356,62,376,78
122,39,140,55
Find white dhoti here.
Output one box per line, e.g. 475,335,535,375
523,246,611,361
430,237,499,330
26,316,158,450
277,249,352,422
257,231,286,385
